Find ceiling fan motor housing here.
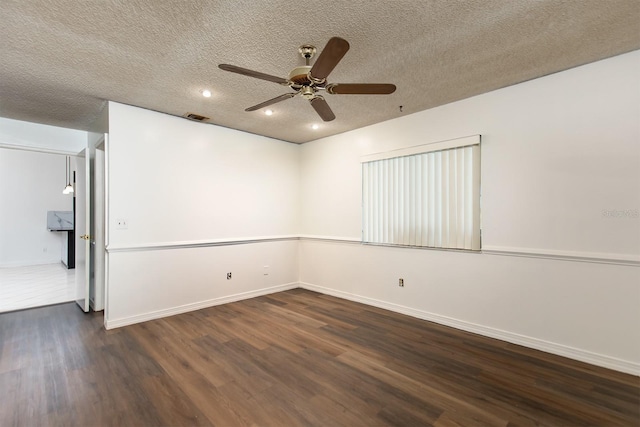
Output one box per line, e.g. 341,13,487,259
289,66,312,85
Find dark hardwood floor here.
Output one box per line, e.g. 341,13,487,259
1,289,638,426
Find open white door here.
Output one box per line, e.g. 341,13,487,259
75,146,93,312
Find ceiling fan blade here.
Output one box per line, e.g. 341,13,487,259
326,83,396,95
245,93,296,111
309,37,350,82
219,64,288,84
310,96,335,121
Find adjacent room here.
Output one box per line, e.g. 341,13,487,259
1,1,638,425
0,121,86,313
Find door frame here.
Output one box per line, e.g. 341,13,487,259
91,137,106,312
74,148,91,312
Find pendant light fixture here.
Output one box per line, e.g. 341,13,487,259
62,156,74,194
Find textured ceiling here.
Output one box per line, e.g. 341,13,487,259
1,0,639,144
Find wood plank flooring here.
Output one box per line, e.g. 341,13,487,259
1,289,638,426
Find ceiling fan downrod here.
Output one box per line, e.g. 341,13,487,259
298,45,317,66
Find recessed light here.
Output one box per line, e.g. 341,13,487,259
265,109,273,116
311,124,319,130
202,89,212,98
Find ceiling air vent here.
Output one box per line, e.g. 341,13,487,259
183,112,210,122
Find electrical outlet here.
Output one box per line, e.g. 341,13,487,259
399,278,404,287
116,218,128,229
227,272,232,280
263,265,269,276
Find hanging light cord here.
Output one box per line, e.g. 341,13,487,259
63,156,74,194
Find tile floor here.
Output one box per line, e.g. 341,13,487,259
0,263,76,313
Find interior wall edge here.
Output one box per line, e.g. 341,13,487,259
299,281,639,376
105,281,299,330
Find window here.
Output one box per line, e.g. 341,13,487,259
362,135,481,250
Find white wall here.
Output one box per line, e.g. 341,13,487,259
0,148,74,267
108,104,300,247
107,240,299,328
96,52,640,375
105,103,300,327
299,51,640,374
0,117,87,154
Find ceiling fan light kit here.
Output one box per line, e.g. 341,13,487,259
219,37,396,122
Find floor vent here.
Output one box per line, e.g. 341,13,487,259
183,112,210,122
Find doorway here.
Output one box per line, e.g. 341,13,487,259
0,147,77,313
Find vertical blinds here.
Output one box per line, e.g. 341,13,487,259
362,141,480,250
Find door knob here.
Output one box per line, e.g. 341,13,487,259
80,234,91,240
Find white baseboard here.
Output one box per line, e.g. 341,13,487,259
299,282,639,376
0,260,61,268
105,282,299,330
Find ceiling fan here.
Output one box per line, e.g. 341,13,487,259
218,37,396,122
